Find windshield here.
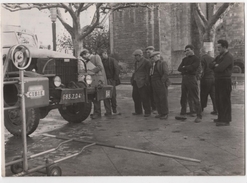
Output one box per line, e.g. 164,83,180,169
2,32,18,47
16,32,37,47
2,31,38,48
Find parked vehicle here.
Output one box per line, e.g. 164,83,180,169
3,25,112,136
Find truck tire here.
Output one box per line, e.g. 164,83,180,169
58,100,92,123
4,108,40,136
233,64,242,73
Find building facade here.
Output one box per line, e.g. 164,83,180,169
109,3,244,72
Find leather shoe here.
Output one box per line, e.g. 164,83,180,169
155,114,161,118
160,114,168,120
91,114,101,119
104,113,112,117
216,122,230,126
211,111,218,115
112,109,117,114
144,114,151,117
194,117,202,123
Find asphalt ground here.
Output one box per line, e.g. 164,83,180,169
2,76,246,183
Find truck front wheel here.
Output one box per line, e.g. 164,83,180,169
4,108,40,136
58,100,92,123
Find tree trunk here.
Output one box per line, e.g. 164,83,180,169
72,16,83,58
73,32,83,58
202,27,215,57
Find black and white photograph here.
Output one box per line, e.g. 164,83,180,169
1,1,245,182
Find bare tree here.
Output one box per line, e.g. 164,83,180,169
3,3,150,57
192,3,232,56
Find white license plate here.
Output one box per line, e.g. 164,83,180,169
62,93,82,100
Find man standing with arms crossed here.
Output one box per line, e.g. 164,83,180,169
209,40,234,126
177,45,202,123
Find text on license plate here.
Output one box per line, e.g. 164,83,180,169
62,93,82,100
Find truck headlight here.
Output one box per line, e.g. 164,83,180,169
53,76,61,87
86,75,92,85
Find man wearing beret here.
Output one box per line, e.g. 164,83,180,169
131,49,151,117
146,46,157,114
150,51,170,119
177,45,202,123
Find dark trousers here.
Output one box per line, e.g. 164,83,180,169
93,100,101,115
215,78,232,122
104,79,117,114
200,78,217,112
132,81,151,114
180,75,202,118
149,79,156,111
152,79,168,115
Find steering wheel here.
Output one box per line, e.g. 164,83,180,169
10,45,32,70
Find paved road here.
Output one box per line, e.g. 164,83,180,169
3,82,245,182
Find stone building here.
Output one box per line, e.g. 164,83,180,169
109,3,244,73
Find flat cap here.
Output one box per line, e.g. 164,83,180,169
150,51,160,58
133,49,143,56
146,46,155,50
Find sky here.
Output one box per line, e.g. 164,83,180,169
1,5,96,46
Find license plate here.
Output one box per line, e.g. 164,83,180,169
62,93,82,100
106,90,111,98
60,88,86,104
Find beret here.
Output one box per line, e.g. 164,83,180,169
150,51,160,58
133,49,143,56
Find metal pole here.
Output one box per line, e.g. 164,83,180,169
43,134,201,163
20,69,28,171
52,21,56,51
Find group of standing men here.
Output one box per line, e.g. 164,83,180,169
78,39,234,127
177,40,234,126
131,39,234,126
79,49,120,119
131,46,170,120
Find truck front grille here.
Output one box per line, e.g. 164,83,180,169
56,59,78,87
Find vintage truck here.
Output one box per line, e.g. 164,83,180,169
3,25,112,136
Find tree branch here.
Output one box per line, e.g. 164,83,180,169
194,3,208,26
207,3,230,29
80,3,94,12
192,4,205,36
77,3,84,16
79,4,102,40
56,9,74,38
3,3,63,11
101,3,151,11
60,3,77,22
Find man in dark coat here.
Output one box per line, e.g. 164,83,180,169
200,47,217,115
146,46,157,113
209,39,234,126
177,44,202,123
101,50,120,116
131,49,151,117
150,52,170,119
